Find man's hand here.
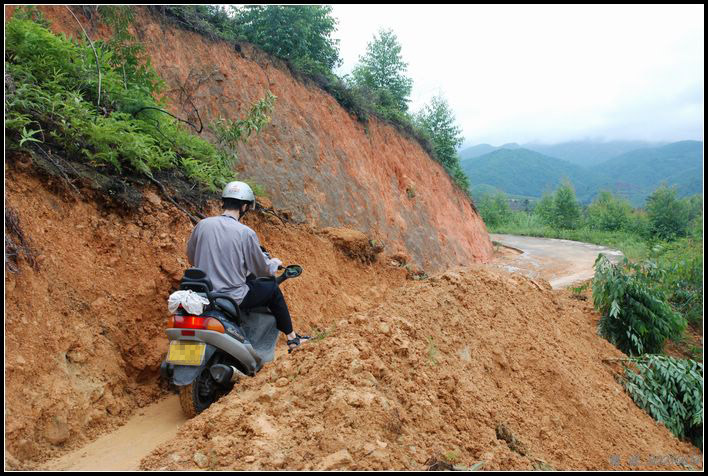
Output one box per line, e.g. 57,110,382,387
268,257,282,275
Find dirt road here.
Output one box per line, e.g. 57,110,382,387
491,234,624,289
41,395,186,471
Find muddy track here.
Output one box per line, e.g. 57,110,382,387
41,395,186,471
490,234,624,289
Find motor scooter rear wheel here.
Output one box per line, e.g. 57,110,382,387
179,367,220,418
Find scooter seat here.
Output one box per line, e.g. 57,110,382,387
212,296,241,323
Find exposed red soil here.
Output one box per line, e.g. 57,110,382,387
5,5,494,272
4,166,409,467
138,268,701,471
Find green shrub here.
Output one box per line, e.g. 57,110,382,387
646,186,691,240
651,240,703,327
621,355,703,449
587,190,633,232
592,255,686,356
479,192,513,227
552,180,581,229
5,12,273,192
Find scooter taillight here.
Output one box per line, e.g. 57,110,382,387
167,315,225,333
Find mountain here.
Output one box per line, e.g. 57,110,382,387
462,141,703,207
459,143,520,160
522,140,668,168
461,148,601,201
590,140,703,205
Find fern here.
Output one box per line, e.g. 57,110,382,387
5,9,273,192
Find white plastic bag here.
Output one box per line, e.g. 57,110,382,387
167,290,210,315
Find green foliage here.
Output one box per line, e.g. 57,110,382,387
233,5,341,76
651,240,703,327
351,28,413,114
592,255,686,356
621,355,703,448
587,190,633,232
533,192,556,226
415,96,462,166
552,180,581,229
646,186,691,240
479,192,513,228
5,13,273,192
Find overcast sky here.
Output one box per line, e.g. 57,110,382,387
330,4,704,147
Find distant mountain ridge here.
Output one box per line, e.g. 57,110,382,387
461,140,703,206
459,140,668,166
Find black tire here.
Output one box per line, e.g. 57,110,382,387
178,367,220,418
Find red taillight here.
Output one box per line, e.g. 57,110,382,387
168,315,224,333
181,330,195,336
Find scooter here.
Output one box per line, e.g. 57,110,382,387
159,264,303,417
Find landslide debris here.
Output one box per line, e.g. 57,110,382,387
140,269,701,471
4,167,408,468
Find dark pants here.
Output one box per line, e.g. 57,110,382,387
241,279,293,335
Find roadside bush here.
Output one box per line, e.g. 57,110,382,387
592,255,686,356
621,355,703,449
587,190,633,232
553,180,582,229
479,192,513,228
645,186,691,240
651,240,703,328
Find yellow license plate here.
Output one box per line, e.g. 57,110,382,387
167,341,206,366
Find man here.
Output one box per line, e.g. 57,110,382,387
186,181,309,353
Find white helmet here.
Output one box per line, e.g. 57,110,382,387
222,181,255,208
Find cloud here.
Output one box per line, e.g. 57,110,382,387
331,4,704,145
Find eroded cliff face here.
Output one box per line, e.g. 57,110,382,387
16,6,493,271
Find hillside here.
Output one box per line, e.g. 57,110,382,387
4,6,703,472
9,5,492,272
461,148,598,201
590,140,703,205
523,140,667,167
462,141,703,206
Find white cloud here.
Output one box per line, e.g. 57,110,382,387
330,4,704,145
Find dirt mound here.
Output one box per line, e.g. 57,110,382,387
139,269,701,471
320,227,384,264
4,166,409,467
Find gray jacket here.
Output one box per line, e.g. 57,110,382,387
186,214,277,304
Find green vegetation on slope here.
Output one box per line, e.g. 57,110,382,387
5,7,275,199
151,5,473,198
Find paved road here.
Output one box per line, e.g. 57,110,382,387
490,234,624,289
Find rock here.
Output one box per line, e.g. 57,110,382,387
257,384,277,402
45,416,70,445
378,322,391,335
193,451,208,468
66,348,87,364
244,455,256,463
144,190,162,207
275,377,289,388
320,449,353,470
90,297,107,310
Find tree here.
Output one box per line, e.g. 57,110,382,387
587,190,633,231
414,95,464,171
479,192,512,227
351,28,412,114
232,5,341,75
553,180,581,229
534,192,556,226
645,185,690,240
